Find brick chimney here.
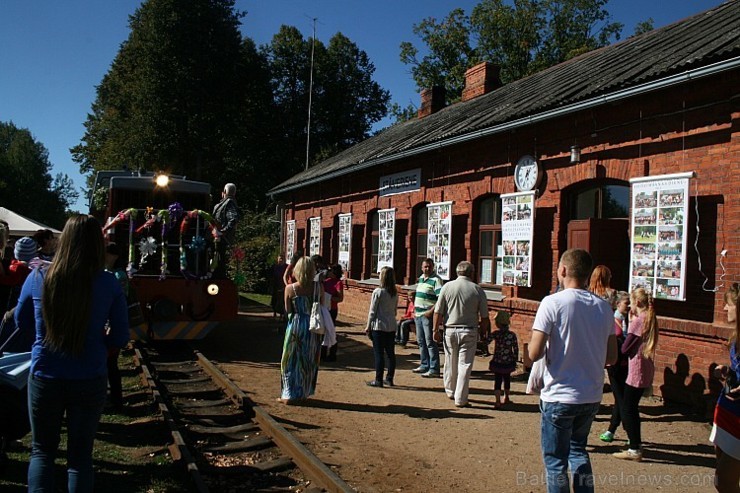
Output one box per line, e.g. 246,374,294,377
462,62,502,102
418,86,446,119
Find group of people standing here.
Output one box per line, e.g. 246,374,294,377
364,258,495,411
0,216,130,492
274,249,738,491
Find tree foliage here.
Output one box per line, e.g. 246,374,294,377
399,8,477,104
71,0,273,205
72,0,390,209
262,27,390,178
0,121,75,228
400,0,633,104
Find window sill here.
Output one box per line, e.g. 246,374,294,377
483,289,506,302
357,278,381,287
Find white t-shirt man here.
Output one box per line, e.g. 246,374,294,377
532,288,614,404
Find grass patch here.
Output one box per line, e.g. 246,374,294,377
239,292,271,306
0,348,190,492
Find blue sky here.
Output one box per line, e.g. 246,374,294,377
0,0,723,211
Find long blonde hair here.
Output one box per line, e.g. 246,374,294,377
292,256,315,288
631,288,658,359
42,215,105,356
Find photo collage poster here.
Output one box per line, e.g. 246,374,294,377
309,217,321,257
377,208,395,273
629,174,691,301
338,213,352,273
286,220,295,258
501,191,535,287
427,201,452,280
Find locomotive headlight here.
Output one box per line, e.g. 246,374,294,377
207,284,219,296
155,173,170,187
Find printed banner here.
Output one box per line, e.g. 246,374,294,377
286,220,295,258
427,202,452,280
377,209,395,273
338,213,352,273
501,191,535,287
629,173,691,301
309,217,321,257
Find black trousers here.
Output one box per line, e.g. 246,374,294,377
621,384,645,449
606,364,629,434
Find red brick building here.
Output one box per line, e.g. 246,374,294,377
271,3,740,407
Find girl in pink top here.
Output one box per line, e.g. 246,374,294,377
613,288,658,462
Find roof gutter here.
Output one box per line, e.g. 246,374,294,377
270,55,740,196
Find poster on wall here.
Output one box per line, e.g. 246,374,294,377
309,217,321,257
501,191,535,287
338,213,352,273
629,172,692,301
377,208,395,273
427,201,453,280
286,220,295,258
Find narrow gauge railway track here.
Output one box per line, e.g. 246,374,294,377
134,342,354,493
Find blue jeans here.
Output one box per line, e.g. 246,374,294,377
415,315,439,373
539,400,600,493
371,331,396,382
28,374,108,493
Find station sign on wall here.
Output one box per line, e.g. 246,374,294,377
427,201,452,280
377,208,395,273
629,172,692,301
379,168,421,197
501,191,535,287
338,213,352,273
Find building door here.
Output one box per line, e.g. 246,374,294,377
567,218,630,290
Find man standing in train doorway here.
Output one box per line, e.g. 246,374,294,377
213,183,239,278
412,258,444,378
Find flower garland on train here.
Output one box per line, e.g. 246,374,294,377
102,203,219,280
178,209,220,280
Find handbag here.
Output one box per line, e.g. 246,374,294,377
526,345,548,395
309,281,326,335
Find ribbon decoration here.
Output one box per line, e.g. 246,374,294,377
179,209,222,280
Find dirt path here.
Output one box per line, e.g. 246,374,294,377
193,301,717,493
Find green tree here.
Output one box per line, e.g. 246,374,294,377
0,121,73,228
400,0,631,101
315,33,390,151
261,25,313,179
399,8,477,104
71,0,270,201
389,102,418,124
263,27,390,176
632,18,654,37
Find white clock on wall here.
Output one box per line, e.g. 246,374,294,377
514,155,542,191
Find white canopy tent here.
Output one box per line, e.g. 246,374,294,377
0,207,61,237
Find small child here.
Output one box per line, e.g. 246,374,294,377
395,293,415,346
488,310,518,408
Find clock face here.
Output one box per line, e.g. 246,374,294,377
515,155,540,191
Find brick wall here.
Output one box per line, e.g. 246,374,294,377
283,70,740,402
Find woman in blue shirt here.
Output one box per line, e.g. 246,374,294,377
16,215,129,492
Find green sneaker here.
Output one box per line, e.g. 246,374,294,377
599,431,614,443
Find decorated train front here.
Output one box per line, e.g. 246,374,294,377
91,171,239,340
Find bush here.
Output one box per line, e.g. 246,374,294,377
229,207,280,293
